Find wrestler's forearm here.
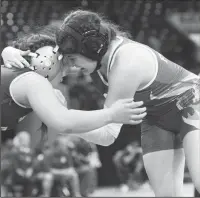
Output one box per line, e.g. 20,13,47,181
30,94,115,134
72,123,122,146
61,108,112,133
25,73,114,133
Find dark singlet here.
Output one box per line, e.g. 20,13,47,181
91,38,200,132
1,67,32,131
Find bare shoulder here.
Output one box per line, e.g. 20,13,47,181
108,41,157,89
115,42,157,68
12,71,51,92
10,71,50,108
14,71,48,84
111,41,157,77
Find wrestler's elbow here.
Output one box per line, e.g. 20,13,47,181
98,133,115,147
101,138,115,146
46,114,73,134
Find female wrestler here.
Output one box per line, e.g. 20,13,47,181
5,11,199,195
52,10,199,196
1,33,147,146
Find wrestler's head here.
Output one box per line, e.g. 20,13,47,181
56,10,131,74
13,33,68,81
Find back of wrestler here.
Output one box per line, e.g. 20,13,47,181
1,66,32,133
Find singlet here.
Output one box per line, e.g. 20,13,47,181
1,67,32,131
91,37,200,117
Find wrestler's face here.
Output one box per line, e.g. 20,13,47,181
65,54,97,75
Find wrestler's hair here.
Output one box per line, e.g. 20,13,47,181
56,9,131,59
62,9,131,41
12,33,56,52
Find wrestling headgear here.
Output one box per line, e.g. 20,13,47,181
29,45,62,81
56,22,110,71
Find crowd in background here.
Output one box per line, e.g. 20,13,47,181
1,0,200,196
1,130,145,197
1,0,200,69
1,131,101,197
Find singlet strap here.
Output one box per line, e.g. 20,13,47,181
97,37,124,86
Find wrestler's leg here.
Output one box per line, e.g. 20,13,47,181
141,124,185,197
181,103,200,193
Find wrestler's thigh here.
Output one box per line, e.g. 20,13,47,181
141,124,185,196
181,103,200,190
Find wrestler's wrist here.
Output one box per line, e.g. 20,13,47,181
105,108,113,124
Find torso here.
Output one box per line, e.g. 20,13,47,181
91,36,200,122
1,67,32,131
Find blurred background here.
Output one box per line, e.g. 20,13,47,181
1,0,200,197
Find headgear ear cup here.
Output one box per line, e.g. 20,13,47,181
30,48,61,81
82,27,109,61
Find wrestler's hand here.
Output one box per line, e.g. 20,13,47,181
1,46,31,68
108,99,146,125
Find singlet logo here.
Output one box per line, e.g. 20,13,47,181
150,90,170,100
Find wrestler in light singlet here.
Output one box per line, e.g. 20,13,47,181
55,9,200,196
91,36,200,154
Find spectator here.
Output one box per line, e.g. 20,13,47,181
113,142,144,192
46,135,81,197
32,142,54,197
4,131,34,196
1,139,15,197
69,136,101,196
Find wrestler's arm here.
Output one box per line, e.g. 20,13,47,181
102,44,154,139
10,72,117,133
105,45,145,103
11,73,142,146
72,45,150,146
